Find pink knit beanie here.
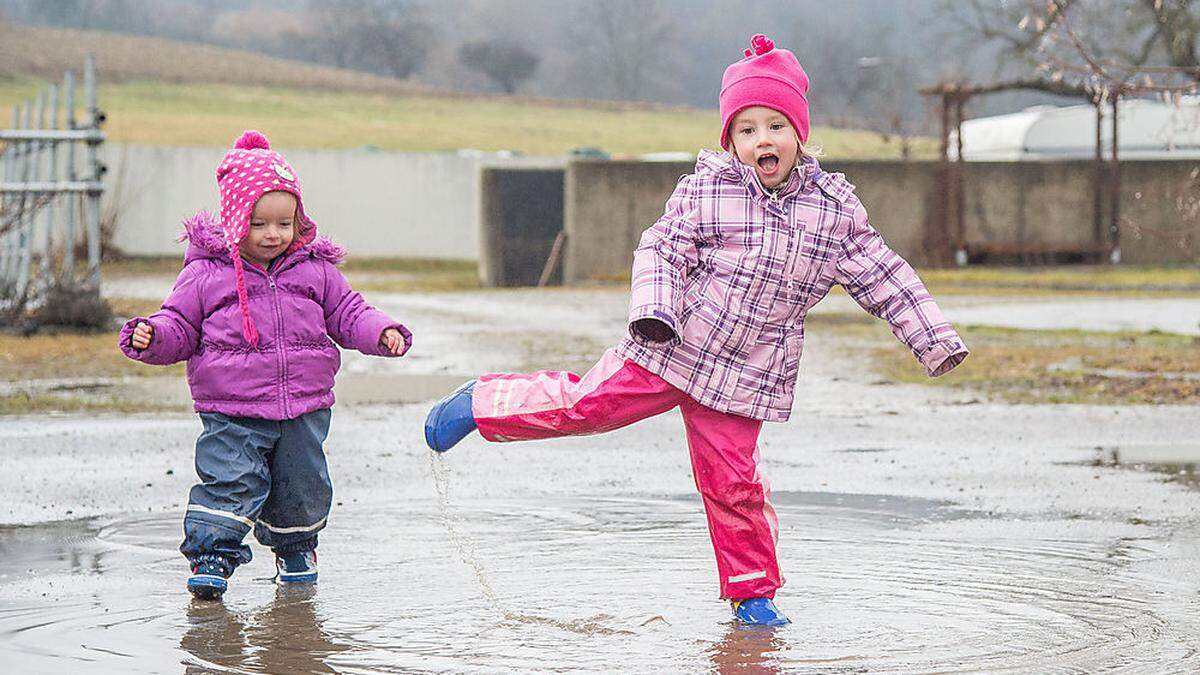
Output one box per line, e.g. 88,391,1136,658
719,34,810,148
216,130,317,346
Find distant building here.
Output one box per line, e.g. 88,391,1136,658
952,97,1200,160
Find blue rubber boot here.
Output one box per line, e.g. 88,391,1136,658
424,380,477,452
732,597,791,627
187,559,230,601
276,550,318,584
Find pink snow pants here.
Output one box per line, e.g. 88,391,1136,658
473,348,782,600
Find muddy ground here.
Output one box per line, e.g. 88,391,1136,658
1,284,1198,673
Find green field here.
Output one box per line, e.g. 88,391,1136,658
0,22,934,157
0,78,935,158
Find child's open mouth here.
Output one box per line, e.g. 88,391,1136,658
756,153,779,174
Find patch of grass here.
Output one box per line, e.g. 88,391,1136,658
0,391,178,415
871,323,1200,405
103,256,482,293
0,76,934,159
919,265,1200,297
103,257,184,278
341,257,477,274
0,328,181,380
107,297,168,320
342,258,480,292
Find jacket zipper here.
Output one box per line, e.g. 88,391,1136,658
267,273,290,419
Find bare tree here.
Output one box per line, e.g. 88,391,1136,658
458,39,540,94
307,0,431,79
947,0,1200,98
308,0,370,69
572,0,676,101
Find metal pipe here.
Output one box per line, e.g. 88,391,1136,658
0,129,105,142
84,53,101,287
0,107,14,283
15,98,35,298
0,181,104,193
40,84,59,286
63,70,77,279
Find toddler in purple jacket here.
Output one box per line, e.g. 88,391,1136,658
424,35,969,627
120,130,411,600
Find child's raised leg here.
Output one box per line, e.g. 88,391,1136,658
252,408,332,584
679,398,789,624
472,348,687,442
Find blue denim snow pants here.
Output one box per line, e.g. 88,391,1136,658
180,409,333,572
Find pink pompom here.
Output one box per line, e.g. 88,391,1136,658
744,48,753,57
749,34,774,56
234,130,271,151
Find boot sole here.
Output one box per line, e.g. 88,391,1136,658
187,574,227,600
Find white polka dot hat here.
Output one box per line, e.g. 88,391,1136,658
215,130,318,346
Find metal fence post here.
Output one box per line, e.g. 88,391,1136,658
84,54,102,288
63,70,77,279
0,54,104,313
15,99,33,298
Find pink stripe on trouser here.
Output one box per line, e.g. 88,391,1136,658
473,348,782,600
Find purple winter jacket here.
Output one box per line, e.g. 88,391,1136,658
119,212,411,420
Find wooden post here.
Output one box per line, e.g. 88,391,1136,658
537,231,567,287
1093,97,1104,249
954,93,967,266
1109,94,1121,264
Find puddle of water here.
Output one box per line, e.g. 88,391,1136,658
1080,444,1200,490
2,481,1197,673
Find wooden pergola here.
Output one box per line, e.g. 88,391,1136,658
919,79,1122,265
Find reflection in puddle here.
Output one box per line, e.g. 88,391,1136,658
706,625,789,674
181,586,349,674
1085,444,1199,490
1,490,1197,672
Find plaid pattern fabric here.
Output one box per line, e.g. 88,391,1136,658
617,150,968,422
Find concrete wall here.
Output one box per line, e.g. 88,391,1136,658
563,160,692,283
102,144,560,260
1117,161,1200,265
478,167,565,287
560,158,1200,282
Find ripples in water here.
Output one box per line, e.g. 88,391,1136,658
1,477,1197,673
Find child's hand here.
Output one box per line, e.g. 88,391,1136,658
131,322,154,350
380,327,408,356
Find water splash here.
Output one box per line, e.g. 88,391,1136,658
428,451,504,614
427,452,637,637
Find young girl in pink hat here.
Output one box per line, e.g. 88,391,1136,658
425,34,968,626
120,130,412,600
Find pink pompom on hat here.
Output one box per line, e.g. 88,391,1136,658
216,130,317,346
718,34,811,148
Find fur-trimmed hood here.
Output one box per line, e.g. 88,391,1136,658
179,210,346,267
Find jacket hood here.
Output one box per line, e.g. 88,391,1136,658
179,211,346,267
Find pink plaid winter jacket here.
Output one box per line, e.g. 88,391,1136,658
616,150,968,422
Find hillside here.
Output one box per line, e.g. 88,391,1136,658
0,20,429,95
0,22,935,158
